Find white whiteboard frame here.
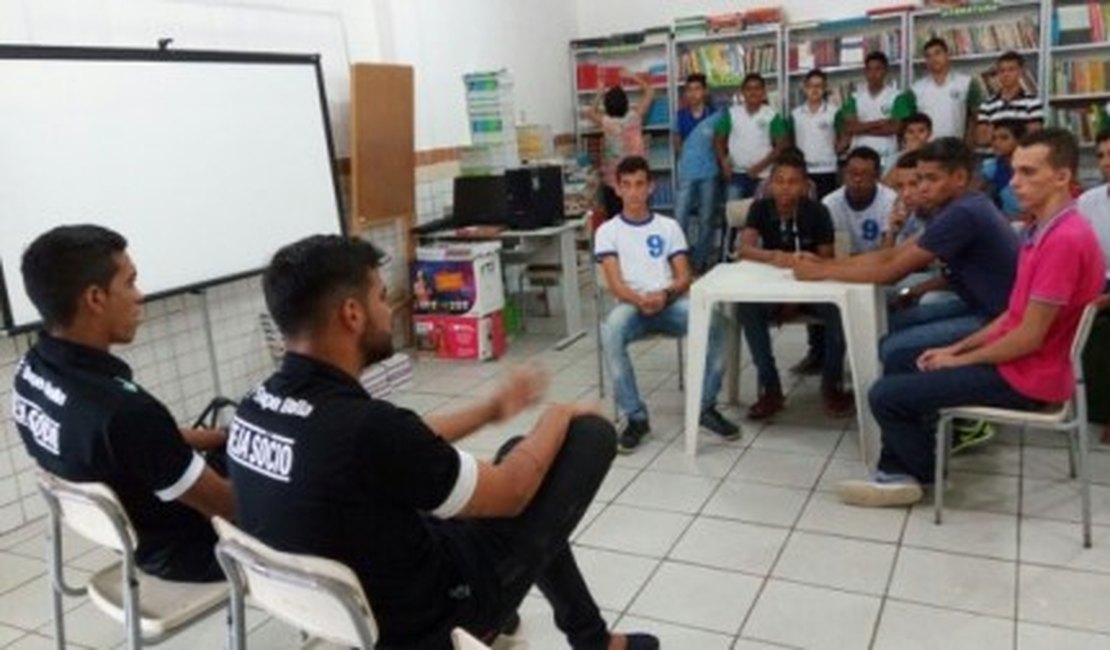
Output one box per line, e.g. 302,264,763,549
0,45,346,333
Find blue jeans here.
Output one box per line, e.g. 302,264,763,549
736,303,846,391
880,296,986,375
870,365,1040,483
601,298,725,421
726,172,760,201
675,176,718,270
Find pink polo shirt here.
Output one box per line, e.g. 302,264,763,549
991,205,1107,403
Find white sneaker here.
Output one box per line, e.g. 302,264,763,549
837,478,923,507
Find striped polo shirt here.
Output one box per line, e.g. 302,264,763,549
977,89,1043,125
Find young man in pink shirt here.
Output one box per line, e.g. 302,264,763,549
838,128,1107,507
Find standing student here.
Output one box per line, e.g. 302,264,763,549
980,119,1027,219
673,72,721,271
790,68,841,200
976,50,1043,147
715,73,789,200
835,129,1107,507
583,69,655,218
908,38,983,142
14,225,233,582
840,51,915,173
230,234,661,649
596,156,740,451
823,146,899,254
734,155,855,420
883,113,934,187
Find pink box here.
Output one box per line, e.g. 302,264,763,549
413,311,506,361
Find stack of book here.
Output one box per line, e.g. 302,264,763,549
674,16,708,38
915,16,1038,57
1052,58,1110,96
1048,105,1104,145
679,43,747,87
463,69,519,174
1052,2,1110,46
706,13,745,35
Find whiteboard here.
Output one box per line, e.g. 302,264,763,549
0,46,344,331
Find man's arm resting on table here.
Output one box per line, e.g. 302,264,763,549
456,404,582,518
796,242,934,284
178,467,235,521
738,228,781,265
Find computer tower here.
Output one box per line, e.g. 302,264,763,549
453,175,508,226
504,165,564,230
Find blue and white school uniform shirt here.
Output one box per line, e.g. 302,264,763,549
594,213,689,294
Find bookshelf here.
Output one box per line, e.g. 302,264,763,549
672,24,786,116
909,1,1043,100
1046,0,1110,186
784,12,909,112
571,29,676,212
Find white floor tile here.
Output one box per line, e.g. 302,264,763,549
796,491,908,543
572,503,606,542
628,560,761,635
648,439,745,479
4,633,80,650
1016,621,1110,650
772,531,896,596
742,579,881,650
36,601,124,649
1019,564,1110,634
576,504,692,558
889,547,1016,618
594,466,639,503
615,615,734,649
949,444,1023,477
1022,477,1110,524
941,471,1020,515
903,507,1018,560
614,470,719,514
0,571,90,631
732,638,801,650
702,480,810,528
0,551,43,594
1019,517,1110,574
749,424,842,458
873,600,1013,650
669,517,789,576
611,438,669,470
572,547,658,612
728,449,827,489
0,623,25,646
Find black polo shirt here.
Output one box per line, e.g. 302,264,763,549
227,353,479,646
745,197,835,253
12,334,217,581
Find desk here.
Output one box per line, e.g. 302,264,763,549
419,217,587,349
683,261,887,465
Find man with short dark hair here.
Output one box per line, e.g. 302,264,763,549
794,138,1020,374
976,50,1043,147
14,225,233,582
673,72,722,271
229,233,660,649
839,51,915,172
822,146,898,254
715,72,789,200
907,38,983,141
735,154,855,420
837,128,1107,507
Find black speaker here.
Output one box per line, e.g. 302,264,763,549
453,175,508,226
504,165,564,230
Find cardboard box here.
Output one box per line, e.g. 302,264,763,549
412,242,504,317
413,311,506,361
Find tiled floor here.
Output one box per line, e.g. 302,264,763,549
1,320,1109,649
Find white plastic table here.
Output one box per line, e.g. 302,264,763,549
683,261,888,466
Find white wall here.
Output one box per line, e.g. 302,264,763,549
575,0,920,38
379,0,577,150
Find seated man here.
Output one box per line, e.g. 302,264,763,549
596,155,740,452
1077,128,1110,443
823,146,898,255
229,234,660,649
794,138,1019,376
735,154,855,420
14,225,233,581
837,128,1107,506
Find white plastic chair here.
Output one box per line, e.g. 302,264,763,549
934,297,1110,548
721,198,754,263
36,472,229,650
213,517,490,649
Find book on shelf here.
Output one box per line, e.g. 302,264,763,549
915,16,1038,57
679,41,777,86
1051,2,1110,46
1052,58,1110,96
788,30,901,72
1048,105,1104,145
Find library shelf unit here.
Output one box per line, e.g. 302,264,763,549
571,28,677,212
784,11,909,112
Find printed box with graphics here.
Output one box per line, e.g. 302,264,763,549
413,311,506,361
412,242,505,317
